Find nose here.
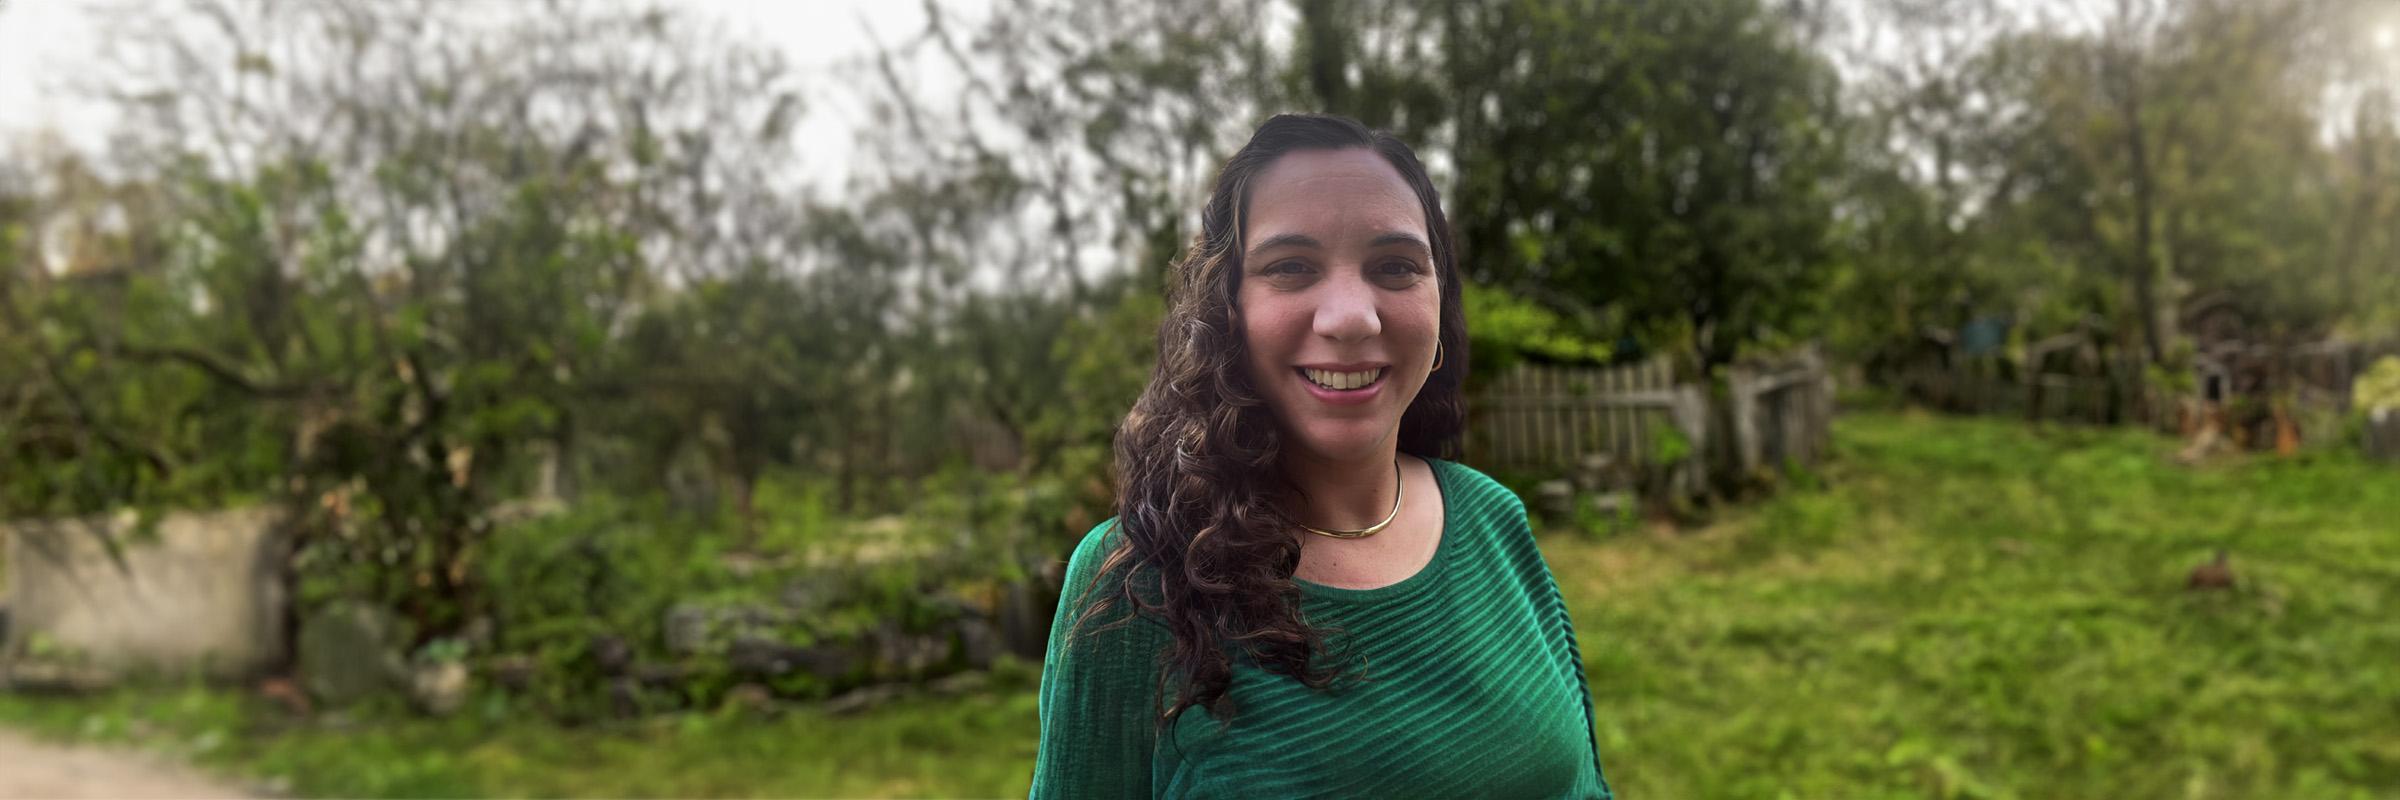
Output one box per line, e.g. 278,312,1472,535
1311,269,1381,343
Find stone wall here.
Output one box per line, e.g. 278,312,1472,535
2,507,287,684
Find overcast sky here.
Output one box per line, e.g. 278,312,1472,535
0,0,962,186
4,0,2393,186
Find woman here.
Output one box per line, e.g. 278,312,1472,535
1031,113,1613,799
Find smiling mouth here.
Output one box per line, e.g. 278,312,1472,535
1297,366,1388,391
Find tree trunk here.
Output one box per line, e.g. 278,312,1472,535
1299,0,1350,112
2103,0,2168,367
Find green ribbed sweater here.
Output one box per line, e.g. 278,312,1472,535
1030,459,1614,799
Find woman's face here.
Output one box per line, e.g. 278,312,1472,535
1236,147,1441,466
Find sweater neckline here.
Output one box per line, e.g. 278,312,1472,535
1293,456,1455,604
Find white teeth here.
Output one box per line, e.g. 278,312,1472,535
1303,368,1383,390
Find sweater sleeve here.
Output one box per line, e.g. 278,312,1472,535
1560,593,1616,799
1516,502,1617,799
1030,520,1172,800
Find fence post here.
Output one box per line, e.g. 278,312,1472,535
1729,365,1761,476
2369,408,2400,463
1800,345,1826,462
1814,345,1835,460
1668,383,1710,501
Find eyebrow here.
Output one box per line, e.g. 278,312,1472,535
1245,231,1430,262
1246,233,1321,261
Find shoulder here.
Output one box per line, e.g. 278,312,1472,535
1429,459,1555,585
1059,518,1165,628
1427,457,1531,530
1066,518,1122,577
1033,524,1170,799
1040,521,1168,688
1061,518,1126,606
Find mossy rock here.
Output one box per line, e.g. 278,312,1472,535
299,601,409,707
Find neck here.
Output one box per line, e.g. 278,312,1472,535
1279,443,1403,533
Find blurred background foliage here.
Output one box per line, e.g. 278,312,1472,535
2,0,2399,788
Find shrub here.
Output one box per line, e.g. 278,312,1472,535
1464,284,1619,378
2355,356,2400,412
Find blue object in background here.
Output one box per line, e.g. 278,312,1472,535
1614,335,1645,364
1959,317,2010,357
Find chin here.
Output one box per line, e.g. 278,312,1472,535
1283,422,1396,464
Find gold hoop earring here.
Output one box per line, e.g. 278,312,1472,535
1431,342,1444,373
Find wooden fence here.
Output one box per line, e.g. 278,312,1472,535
1897,335,2400,439
1906,356,2164,426
1728,346,1837,477
1468,356,1697,488
1467,345,1834,499
2205,339,2400,412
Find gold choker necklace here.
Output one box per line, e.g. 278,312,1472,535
1298,457,1402,539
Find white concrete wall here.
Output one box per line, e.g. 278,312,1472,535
2,507,287,680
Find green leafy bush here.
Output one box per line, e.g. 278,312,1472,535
477,495,743,718
2354,356,2400,412
468,467,1063,721
1464,284,1618,378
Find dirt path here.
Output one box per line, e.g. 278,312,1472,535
0,727,259,799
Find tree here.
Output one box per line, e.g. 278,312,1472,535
5,0,813,641
885,0,1851,375
1991,0,2353,348
1831,0,2394,364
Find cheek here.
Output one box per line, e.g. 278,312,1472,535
1234,298,1276,386
1237,295,1303,356
1396,293,1442,343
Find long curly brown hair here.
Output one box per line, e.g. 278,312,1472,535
1070,113,1468,732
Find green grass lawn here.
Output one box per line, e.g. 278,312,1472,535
0,665,1046,798
3,410,2396,798
1557,410,2400,799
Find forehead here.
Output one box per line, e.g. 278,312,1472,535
1244,148,1426,243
